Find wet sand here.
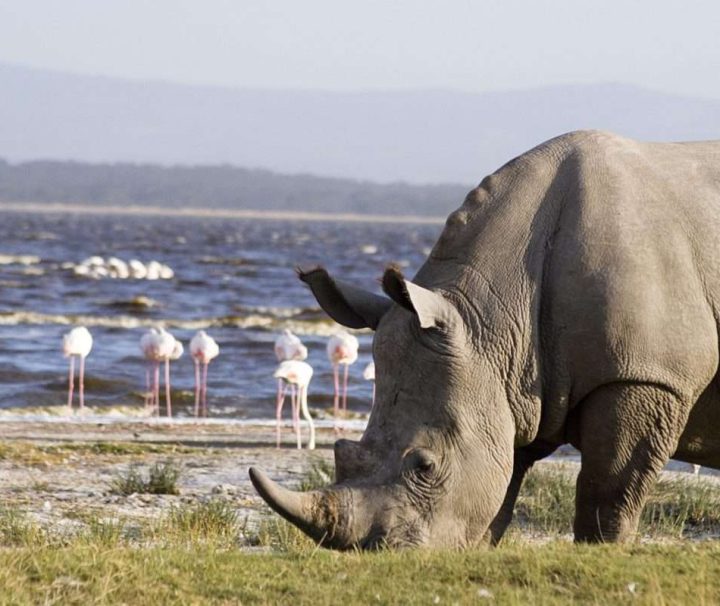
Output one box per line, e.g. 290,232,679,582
0,201,445,225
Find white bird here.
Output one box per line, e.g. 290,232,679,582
189,331,220,417
140,328,180,417
274,329,308,362
273,330,308,431
274,360,315,449
363,361,376,408
62,326,93,409
107,257,129,279
692,463,701,477
327,331,359,422
140,328,160,410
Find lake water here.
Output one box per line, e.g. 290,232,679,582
0,211,442,420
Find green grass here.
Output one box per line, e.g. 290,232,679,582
0,542,718,604
163,499,241,546
513,464,720,538
2,459,720,603
109,461,181,495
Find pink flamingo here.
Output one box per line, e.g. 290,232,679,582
190,331,220,417
327,331,359,422
274,360,315,449
139,328,180,417
62,326,93,409
273,330,307,439
363,361,376,408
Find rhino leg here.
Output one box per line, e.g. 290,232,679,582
573,383,691,543
486,440,559,545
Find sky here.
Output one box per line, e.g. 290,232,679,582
0,0,719,99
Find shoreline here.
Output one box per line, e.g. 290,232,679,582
0,201,446,225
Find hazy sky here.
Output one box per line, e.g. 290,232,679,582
0,0,719,98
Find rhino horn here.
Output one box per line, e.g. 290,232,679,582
249,467,353,548
297,266,391,330
382,266,453,329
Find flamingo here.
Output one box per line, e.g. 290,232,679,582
140,328,161,411
140,328,179,417
327,331,359,422
189,331,220,417
273,329,307,433
274,360,315,449
363,361,376,408
62,326,93,409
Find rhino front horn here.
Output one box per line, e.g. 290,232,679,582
249,467,350,547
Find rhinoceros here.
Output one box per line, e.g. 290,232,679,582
250,130,720,548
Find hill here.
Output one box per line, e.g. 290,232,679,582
1,63,719,185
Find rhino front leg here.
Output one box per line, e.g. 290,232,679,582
486,440,558,545
574,382,691,543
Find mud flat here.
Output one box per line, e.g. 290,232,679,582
1,418,718,547
0,419,355,539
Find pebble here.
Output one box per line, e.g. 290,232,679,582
212,483,238,496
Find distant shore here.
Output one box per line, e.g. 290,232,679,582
0,201,446,225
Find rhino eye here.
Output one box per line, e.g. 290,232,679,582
404,448,437,475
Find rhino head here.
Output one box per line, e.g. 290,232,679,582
249,266,516,549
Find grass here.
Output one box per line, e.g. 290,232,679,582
0,542,718,604
0,440,198,467
1,457,720,603
513,464,720,539
164,499,241,545
109,461,182,495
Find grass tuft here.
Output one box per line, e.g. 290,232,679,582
109,461,181,495
0,508,46,547
163,499,240,545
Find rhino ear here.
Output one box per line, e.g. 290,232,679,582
382,266,452,329
297,267,392,330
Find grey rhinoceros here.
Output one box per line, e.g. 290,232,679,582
250,130,720,548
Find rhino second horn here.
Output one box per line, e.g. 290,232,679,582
249,467,348,547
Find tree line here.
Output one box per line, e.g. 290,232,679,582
0,159,470,216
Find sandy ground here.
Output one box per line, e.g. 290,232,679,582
0,420,353,537
0,419,713,543
0,202,445,225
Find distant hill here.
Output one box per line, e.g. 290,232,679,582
1,63,719,185
0,159,470,217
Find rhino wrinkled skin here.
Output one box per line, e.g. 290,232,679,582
250,130,720,549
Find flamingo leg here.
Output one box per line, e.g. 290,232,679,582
164,359,172,418
145,364,152,408
78,355,86,409
300,384,315,450
292,386,301,449
291,383,299,433
332,364,340,428
372,382,376,408
154,362,160,417
201,362,209,417
275,379,286,448
67,355,75,408
194,359,201,417
342,363,349,415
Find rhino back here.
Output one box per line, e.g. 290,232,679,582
416,130,720,444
